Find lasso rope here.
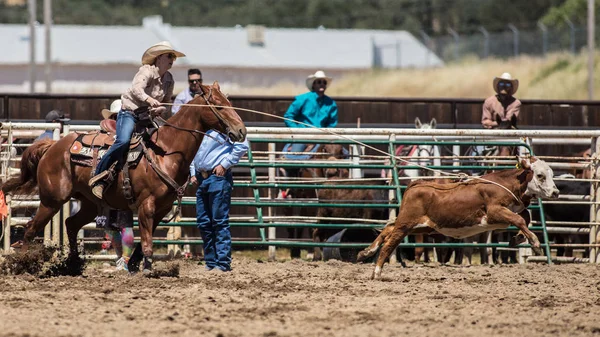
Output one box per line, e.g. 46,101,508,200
162,102,523,203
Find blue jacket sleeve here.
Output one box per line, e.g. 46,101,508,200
284,96,304,128
326,101,338,128
219,139,250,169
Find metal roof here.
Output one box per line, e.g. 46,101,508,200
0,20,443,69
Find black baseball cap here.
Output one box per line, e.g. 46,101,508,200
45,110,70,123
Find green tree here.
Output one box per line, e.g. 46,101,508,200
541,0,598,27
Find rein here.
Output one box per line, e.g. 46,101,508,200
154,116,225,144
139,141,188,222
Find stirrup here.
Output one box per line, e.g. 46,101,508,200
89,170,110,186
91,182,105,199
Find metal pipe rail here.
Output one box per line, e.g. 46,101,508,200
2,123,599,265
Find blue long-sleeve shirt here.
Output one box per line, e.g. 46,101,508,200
35,130,54,142
172,89,195,114
283,91,338,128
189,130,249,176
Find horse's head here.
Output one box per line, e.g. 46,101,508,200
320,144,349,178
194,81,247,142
413,117,437,163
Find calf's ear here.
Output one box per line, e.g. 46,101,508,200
516,156,531,170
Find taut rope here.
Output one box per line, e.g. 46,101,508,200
162,102,523,203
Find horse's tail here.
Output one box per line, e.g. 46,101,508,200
1,139,56,196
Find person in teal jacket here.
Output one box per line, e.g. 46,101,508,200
284,70,338,153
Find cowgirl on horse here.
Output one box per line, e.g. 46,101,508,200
89,41,185,199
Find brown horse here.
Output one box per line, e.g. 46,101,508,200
2,82,246,271
278,143,348,258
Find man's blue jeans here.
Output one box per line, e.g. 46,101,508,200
289,143,307,153
95,110,136,175
196,171,233,271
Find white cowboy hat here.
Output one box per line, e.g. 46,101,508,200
306,70,333,91
493,72,519,94
101,99,122,120
141,41,186,65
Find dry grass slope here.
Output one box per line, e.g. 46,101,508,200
230,52,600,100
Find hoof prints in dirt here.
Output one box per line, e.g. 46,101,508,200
143,263,180,278
0,245,86,277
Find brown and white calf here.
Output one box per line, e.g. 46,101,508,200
357,157,559,279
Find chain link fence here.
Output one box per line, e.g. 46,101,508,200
424,25,590,63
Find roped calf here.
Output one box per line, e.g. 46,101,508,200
357,157,559,279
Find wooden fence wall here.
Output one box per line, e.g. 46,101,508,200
3,93,600,129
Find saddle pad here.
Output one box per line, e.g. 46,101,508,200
69,134,143,167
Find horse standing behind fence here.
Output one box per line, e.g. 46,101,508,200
311,177,390,261
277,143,348,259
1,82,246,271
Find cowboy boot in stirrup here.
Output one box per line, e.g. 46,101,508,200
91,182,106,199
89,170,110,187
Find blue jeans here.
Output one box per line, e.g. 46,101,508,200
289,143,307,153
95,110,136,175
196,171,233,271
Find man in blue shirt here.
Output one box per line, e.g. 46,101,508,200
189,130,249,272
35,110,70,142
283,70,338,153
172,68,203,114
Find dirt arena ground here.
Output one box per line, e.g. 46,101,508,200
1,254,600,337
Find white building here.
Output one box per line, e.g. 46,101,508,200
0,16,443,94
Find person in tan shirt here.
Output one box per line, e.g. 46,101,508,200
482,72,521,129
90,41,186,199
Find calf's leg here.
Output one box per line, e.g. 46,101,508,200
372,223,415,280
357,224,394,262
488,206,543,256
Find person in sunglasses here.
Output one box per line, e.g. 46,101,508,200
172,68,203,114
482,72,521,129
89,41,185,199
283,70,338,154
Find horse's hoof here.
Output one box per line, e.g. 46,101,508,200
143,257,153,271
532,246,544,256
142,269,152,275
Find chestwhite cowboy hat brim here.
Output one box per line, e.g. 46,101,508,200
101,99,122,120
493,74,519,94
141,41,186,65
306,71,333,91
101,109,114,120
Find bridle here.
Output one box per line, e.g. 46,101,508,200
155,86,232,145
199,87,232,141
416,144,434,158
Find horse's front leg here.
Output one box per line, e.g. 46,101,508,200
137,198,157,272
